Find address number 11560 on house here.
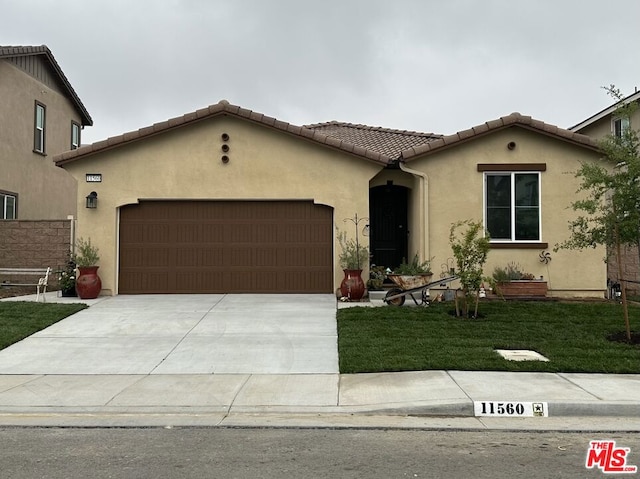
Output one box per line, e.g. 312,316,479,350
474,401,548,417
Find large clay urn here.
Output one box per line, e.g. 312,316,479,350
75,266,102,299
340,269,365,300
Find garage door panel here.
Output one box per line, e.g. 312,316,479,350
119,201,333,294
308,248,332,267
202,248,224,267
120,271,170,294
176,248,201,267
145,248,171,267
255,224,278,242
145,224,171,243
255,248,278,267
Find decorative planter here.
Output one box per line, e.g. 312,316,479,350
61,287,77,298
75,266,102,299
340,269,366,300
496,280,547,298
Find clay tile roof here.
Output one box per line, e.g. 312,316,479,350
304,121,442,160
0,45,93,126
54,101,392,166
402,112,600,161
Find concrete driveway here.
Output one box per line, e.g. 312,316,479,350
0,294,339,375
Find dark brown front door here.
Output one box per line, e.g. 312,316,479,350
369,184,408,269
119,201,333,294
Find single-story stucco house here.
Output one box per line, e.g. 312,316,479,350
54,100,606,297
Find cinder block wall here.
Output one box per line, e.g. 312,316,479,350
608,244,640,296
0,220,72,286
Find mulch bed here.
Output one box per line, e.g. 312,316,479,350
607,331,640,346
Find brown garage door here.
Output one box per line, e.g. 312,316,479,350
119,201,333,294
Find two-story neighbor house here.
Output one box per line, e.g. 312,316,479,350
0,45,92,219
570,89,640,294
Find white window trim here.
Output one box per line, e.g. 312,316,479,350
34,102,46,154
483,171,542,243
71,122,81,149
1,193,16,220
612,116,630,138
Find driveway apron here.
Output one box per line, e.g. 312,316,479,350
0,294,339,375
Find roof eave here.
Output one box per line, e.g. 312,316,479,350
569,91,640,132
0,45,93,126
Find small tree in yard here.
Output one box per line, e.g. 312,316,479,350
449,219,491,318
556,85,639,342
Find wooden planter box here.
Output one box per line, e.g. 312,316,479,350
496,280,547,298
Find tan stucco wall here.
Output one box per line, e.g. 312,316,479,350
405,127,607,297
0,60,80,219
62,115,384,295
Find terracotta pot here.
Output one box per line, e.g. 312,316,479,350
76,266,102,299
340,269,365,300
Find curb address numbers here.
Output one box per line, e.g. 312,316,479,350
474,401,548,417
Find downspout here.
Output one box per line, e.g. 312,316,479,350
399,160,429,262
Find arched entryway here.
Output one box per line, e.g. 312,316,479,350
369,184,409,269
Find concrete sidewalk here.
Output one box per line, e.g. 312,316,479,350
0,292,638,429
0,370,638,429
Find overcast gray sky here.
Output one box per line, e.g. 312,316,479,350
3,0,640,144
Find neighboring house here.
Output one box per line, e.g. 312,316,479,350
55,101,605,298
569,90,640,139
0,45,92,219
570,90,640,294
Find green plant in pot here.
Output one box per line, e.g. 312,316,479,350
337,230,369,270
367,265,387,291
393,254,433,275
337,229,369,300
491,262,534,282
386,253,434,292
491,261,546,298
74,237,102,299
58,254,77,297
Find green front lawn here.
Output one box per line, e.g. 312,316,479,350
337,301,640,374
0,302,87,350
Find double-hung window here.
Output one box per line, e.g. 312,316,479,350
1,192,16,219
71,122,81,149
34,101,46,154
484,171,541,242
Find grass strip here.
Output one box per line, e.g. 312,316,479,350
0,302,87,350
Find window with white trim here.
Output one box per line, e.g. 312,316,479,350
1,193,16,219
71,122,81,149
34,102,46,153
485,172,541,241
613,117,630,138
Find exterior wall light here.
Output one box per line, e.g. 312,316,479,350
85,191,98,209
